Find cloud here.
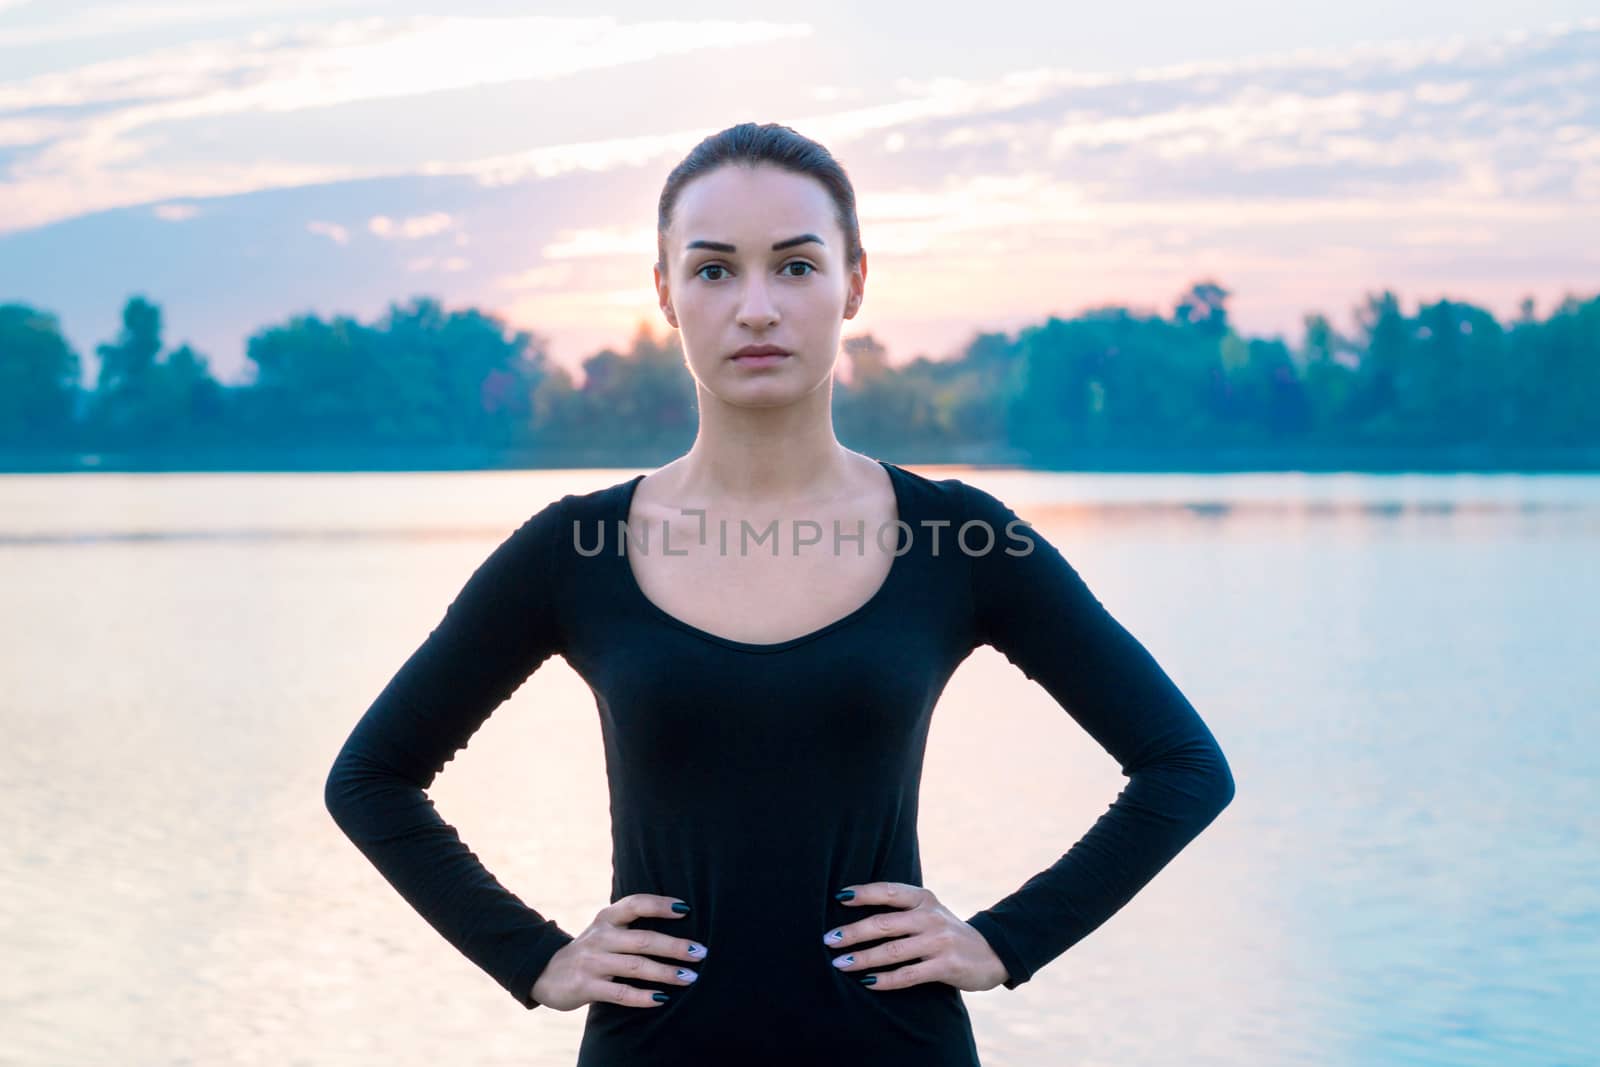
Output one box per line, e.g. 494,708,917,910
425,19,1600,207
152,202,199,221
494,263,576,291
2,10,1597,268
2,14,810,113
2,158,368,234
0,115,69,148
0,13,812,232
306,219,348,245
1395,225,1499,246
0,0,387,49
368,211,453,239
404,255,468,273
541,226,655,259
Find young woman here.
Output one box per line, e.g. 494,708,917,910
324,122,1236,1066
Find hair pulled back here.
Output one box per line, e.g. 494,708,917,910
656,122,863,276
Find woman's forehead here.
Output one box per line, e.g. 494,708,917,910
674,166,834,238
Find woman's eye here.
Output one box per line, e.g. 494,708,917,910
696,262,814,281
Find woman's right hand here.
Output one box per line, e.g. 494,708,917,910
530,894,707,1011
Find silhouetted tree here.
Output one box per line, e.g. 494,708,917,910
0,304,82,447
11,283,1599,467
86,295,225,447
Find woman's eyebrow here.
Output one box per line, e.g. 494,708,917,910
685,233,825,253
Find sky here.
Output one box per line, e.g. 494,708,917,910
0,1,1597,384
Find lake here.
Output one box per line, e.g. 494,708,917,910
2,466,1595,1066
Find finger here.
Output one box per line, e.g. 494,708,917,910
591,978,674,1008
601,893,691,926
600,926,709,963
826,906,928,948
838,882,930,909
596,951,701,989
855,958,946,991
830,932,939,974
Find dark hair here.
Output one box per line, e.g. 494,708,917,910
656,122,863,277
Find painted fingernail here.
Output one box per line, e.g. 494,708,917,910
858,975,877,986
823,929,843,944
835,889,855,901
653,992,671,1001
671,902,691,914
833,954,854,968
676,969,698,983
687,942,707,958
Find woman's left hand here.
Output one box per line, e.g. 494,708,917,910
822,882,1010,992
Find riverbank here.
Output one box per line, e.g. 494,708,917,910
3,442,1599,475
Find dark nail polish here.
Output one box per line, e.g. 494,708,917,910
653,991,671,1001
671,902,690,914
858,975,877,986
835,889,855,901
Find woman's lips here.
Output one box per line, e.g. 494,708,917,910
731,352,790,366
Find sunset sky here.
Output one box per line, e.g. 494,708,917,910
1,1,1596,384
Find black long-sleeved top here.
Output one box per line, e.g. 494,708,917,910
323,460,1235,1066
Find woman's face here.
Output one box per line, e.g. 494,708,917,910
655,162,866,406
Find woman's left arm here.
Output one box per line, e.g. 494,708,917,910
956,479,1236,991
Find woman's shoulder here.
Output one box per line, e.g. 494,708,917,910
882,461,1011,526
520,472,634,523
470,477,630,579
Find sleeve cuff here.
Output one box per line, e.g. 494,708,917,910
506,923,577,1010
965,910,1032,991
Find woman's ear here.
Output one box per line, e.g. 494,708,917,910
654,263,680,329
843,248,867,319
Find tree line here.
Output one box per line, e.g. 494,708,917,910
1,280,1596,470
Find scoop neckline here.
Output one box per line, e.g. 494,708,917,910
612,458,910,654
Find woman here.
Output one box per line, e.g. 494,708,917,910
324,122,1235,1066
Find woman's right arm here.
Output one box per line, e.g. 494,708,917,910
323,496,576,1010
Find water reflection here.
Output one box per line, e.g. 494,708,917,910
2,467,1594,1066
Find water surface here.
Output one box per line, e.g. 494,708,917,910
2,466,1595,1066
